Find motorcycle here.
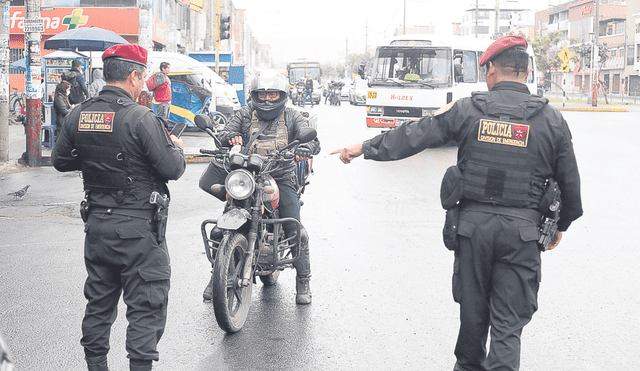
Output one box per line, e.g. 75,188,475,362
195,114,316,333
294,82,306,106
328,81,343,106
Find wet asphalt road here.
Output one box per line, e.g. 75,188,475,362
1,100,640,370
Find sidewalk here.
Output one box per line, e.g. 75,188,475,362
550,101,638,112
1,121,215,173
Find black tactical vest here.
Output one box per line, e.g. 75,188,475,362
461,91,548,208
72,96,157,199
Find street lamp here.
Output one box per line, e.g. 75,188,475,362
589,31,595,106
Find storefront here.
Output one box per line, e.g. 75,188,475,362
9,6,140,90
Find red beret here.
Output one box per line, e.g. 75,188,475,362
479,35,528,67
102,44,148,67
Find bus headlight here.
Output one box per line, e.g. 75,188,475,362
367,106,384,115
225,169,255,200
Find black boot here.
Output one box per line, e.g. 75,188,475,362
130,359,152,371
295,276,312,304
292,227,312,304
203,274,213,301
86,355,109,371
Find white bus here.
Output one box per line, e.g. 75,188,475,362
364,34,537,128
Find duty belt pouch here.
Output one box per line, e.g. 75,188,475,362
443,205,460,251
440,165,465,251
537,177,561,217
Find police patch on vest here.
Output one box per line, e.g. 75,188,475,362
477,119,529,147
78,112,115,133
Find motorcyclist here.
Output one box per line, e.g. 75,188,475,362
202,69,321,304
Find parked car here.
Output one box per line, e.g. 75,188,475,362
349,77,369,105
340,79,351,100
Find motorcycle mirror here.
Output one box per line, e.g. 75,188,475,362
296,127,317,144
194,114,213,131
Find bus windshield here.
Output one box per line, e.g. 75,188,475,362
371,46,452,88
288,67,321,84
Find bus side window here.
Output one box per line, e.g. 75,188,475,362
478,51,487,82
462,51,477,83
454,50,478,83
527,56,535,83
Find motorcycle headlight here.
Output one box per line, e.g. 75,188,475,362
225,169,255,200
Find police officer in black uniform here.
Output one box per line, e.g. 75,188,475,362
331,35,583,371
52,44,186,371
201,69,320,304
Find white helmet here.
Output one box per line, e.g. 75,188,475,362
250,70,288,120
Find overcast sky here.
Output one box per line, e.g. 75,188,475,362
234,0,552,66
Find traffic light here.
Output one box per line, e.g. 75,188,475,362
220,15,231,40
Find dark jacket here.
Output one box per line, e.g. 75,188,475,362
52,86,186,209
53,94,71,127
305,78,314,91
67,67,90,104
363,81,582,231
220,103,321,177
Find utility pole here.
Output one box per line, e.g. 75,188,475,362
1,0,10,162
215,0,220,73
23,0,43,167
403,0,406,35
592,0,599,107
494,0,500,38
475,0,478,38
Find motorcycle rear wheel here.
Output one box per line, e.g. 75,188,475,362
212,233,252,333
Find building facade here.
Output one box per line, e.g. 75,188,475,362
535,0,632,95
460,0,536,39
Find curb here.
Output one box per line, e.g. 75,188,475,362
557,107,628,112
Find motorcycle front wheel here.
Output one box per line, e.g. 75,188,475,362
212,233,252,333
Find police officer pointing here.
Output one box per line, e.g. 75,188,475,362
52,44,186,371
331,35,582,370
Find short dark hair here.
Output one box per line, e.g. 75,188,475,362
72,59,81,68
160,62,170,70
103,58,146,83
490,47,529,77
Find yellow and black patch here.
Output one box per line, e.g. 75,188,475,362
477,119,529,148
78,112,115,133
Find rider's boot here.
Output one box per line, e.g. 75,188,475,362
292,227,312,304
203,273,214,301
86,355,109,371
129,359,152,371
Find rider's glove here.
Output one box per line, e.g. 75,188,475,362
295,145,312,159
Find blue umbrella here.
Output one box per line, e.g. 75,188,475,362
44,26,129,51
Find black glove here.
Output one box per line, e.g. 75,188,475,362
294,146,312,159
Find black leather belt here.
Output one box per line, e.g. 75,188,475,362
461,200,542,224
91,207,155,220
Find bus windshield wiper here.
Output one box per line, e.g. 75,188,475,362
412,80,436,89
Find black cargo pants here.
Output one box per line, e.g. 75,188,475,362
452,207,541,371
81,211,171,363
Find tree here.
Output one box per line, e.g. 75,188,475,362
531,31,564,82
